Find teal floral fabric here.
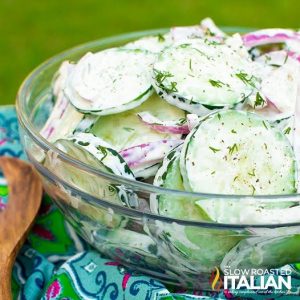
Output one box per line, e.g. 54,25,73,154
1,106,300,300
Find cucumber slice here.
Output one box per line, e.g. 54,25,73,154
181,110,297,195
272,115,295,145
40,61,84,143
72,114,99,134
90,93,185,151
67,133,134,179
124,34,172,53
152,41,257,115
65,49,155,115
134,163,160,180
151,146,209,220
196,198,300,225
45,133,138,209
44,139,132,228
104,228,157,256
221,233,300,270
150,147,241,270
260,59,299,116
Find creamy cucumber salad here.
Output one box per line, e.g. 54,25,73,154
42,18,300,228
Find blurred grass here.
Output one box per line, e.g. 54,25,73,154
0,0,300,104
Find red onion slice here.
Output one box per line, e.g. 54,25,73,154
243,29,300,48
120,139,183,169
137,112,189,134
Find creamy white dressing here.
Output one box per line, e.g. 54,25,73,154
65,49,154,112
153,40,256,107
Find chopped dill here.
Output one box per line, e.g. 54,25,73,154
254,92,265,108
123,127,135,132
157,33,165,42
248,169,256,177
154,69,178,94
189,59,193,71
262,120,268,130
284,127,291,135
209,146,221,153
227,143,238,155
235,72,257,88
209,79,225,88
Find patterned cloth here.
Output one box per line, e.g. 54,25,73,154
1,106,300,300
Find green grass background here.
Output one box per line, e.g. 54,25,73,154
1,0,300,104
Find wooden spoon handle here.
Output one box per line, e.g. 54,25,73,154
0,259,13,300
0,157,43,300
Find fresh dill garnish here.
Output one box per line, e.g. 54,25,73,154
209,79,225,88
180,43,191,48
189,59,193,71
227,143,238,155
123,127,135,132
178,117,187,125
205,28,215,37
251,184,256,195
96,145,108,161
284,127,292,134
254,92,265,108
269,64,282,68
233,175,239,182
235,72,257,88
154,69,178,94
209,146,221,153
248,169,256,177
217,113,221,120
77,141,90,146
284,52,289,64
157,33,165,42
204,38,220,46
231,129,237,134
262,120,268,130
211,171,216,175
193,48,211,59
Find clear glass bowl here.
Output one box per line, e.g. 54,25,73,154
16,28,300,290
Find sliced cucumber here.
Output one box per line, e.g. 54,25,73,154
44,139,131,227
67,132,134,179
152,41,257,115
200,17,227,38
170,25,204,42
150,147,241,270
181,110,297,195
196,198,300,225
45,133,138,209
91,93,185,151
123,34,172,53
271,115,295,145
104,228,157,256
260,59,299,116
151,146,209,220
65,49,155,115
40,61,84,143
72,114,99,134
221,233,300,270
134,163,160,180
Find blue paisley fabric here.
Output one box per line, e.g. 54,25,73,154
1,106,300,300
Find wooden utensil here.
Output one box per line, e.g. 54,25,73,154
0,157,43,300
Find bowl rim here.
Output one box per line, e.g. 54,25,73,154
16,27,300,228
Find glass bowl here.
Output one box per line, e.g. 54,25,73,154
16,28,300,290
